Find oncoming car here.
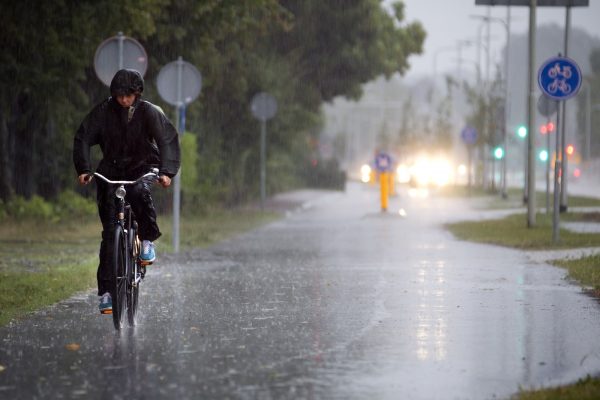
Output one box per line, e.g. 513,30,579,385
396,154,456,188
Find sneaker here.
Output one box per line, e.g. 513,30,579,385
99,292,112,314
140,240,156,263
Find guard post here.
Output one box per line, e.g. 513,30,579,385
375,152,392,212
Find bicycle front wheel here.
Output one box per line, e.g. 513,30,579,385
112,225,128,330
127,227,139,326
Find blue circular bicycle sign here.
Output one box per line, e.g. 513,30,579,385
538,56,582,101
375,152,392,173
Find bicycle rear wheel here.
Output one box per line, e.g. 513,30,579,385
112,225,128,330
127,227,140,326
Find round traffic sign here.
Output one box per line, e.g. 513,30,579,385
251,92,278,121
537,94,558,116
375,152,392,173
94,33,148,86
461,126,478,145
537,56,582,101
156,58,202,107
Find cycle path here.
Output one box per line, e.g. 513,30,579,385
2,183,600,399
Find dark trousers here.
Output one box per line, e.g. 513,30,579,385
95,177,161,295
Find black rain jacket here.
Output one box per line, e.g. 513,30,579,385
73,97,180,180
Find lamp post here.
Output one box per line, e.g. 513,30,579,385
471,11,511,198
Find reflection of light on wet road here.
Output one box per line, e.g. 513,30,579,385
408,188,429,198
415,260,447,361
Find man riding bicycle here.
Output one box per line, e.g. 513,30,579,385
73,69,180,314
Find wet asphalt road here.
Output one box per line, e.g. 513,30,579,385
2,182,600,399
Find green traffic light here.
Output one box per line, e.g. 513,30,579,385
517,125,527,139
539,149,549,162
494,147,504,160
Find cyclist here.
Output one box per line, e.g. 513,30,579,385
73,69,180,313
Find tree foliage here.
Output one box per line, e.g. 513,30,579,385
0,0,424,205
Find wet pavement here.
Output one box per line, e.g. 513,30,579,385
2,182,600,399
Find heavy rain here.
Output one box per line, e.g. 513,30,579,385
2,1,600,399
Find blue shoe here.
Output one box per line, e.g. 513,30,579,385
99,292,112,314
140,240,156,264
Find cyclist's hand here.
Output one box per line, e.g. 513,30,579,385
78,174,92,185
158,175,171,188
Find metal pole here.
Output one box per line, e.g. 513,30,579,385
260,119,267,210
585,82,591,161
546,117,551,214
560,6,571,212
502,6,511,199
117,32,124,69
483,6,492,190
553,103,562,243
172,56,184,253
527,0,537,227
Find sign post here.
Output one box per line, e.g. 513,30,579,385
157,57,202,253
538,55,582,243
250,92,278,210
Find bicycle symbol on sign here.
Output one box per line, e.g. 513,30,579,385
546,63,572,95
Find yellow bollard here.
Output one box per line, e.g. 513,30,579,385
380,172,389,211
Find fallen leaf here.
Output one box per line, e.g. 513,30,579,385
65,343,81,351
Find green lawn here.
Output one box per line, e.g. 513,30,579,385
0,209,279,326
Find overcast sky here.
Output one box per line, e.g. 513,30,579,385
394,0,600,79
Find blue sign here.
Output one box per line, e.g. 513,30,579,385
374,152,392,173
538,56,582,101
461,126,478,145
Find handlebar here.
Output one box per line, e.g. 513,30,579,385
89,168,160,185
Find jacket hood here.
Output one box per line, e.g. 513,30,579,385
110,69,144,97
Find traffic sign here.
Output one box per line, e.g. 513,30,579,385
94,32,147,86
375,152,392,173
251,92,278,122
461,126,478,145
156,57,202,107
538,56,582,101
537,94,558,116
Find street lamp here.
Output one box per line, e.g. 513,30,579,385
471,11,511,199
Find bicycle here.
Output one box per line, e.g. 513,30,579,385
90,169,159,330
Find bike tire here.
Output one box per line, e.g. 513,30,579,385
127,227,139,326
112,225,128,330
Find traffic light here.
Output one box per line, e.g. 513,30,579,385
493,146,504,160
566,144,575,156
517,125,527,139
539,149,549,162
539,122,555,135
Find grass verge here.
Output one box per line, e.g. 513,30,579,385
445,212,600,250
0,208,279,327
514,375,600,399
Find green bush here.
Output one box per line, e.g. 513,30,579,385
54,189,97,218
4,195,55,221
0,190,96,222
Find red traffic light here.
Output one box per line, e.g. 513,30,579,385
540,122,555,135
